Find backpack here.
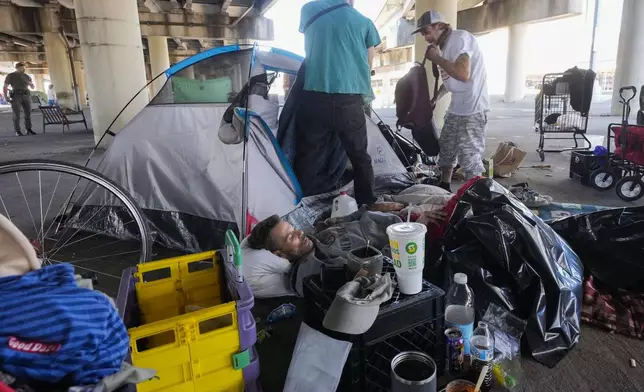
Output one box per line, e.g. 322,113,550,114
395,59,441,156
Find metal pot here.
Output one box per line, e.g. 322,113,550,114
391,351,437,392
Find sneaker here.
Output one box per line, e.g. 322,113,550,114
15,131,24,137
509,183,553,207
26,129,36,135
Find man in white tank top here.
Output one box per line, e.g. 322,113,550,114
412,11,490,192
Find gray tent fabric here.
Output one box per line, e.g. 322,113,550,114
87,45,413,252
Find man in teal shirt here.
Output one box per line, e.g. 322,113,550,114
295,0,381,207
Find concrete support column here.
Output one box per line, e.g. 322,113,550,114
611,0,644,115
414,0,457,129
504,24,528,103
33,74,45,92
148,36,170,96
42,32,75,109
181,66,195,80
75,0,149,145
73,61,87,106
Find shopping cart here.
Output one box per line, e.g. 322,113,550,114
534,72,592,162
588,86,644,202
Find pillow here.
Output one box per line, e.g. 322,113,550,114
241,238,295,298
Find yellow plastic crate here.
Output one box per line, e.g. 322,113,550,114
117,232,258,392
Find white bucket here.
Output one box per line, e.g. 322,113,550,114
386,222,427,295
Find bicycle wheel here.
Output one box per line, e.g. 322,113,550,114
0,159,151,296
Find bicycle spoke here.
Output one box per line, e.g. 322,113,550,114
48,259,122,279
0,194,10,221
42,178,100,251
0,159,151,292
15,172,38,238
46,203,109,261
59,250,139,265
45,220,135,255
40,172,62,238
41,182,79,252
38,171,44,254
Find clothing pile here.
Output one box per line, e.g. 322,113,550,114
0,214,154,391
582,275,644,340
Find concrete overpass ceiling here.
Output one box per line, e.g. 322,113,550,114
376,0,585,36
1,0,273,49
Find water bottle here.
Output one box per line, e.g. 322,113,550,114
445,273,475,355
469,322,495,392
331,192,358,218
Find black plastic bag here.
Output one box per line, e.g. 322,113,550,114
549,207,644,291
443,179,584,368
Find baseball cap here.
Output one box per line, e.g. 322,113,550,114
322,274,394,335
411,10,447,35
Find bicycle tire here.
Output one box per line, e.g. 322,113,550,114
0,159,152,262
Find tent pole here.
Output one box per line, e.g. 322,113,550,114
240,44,257,238
83,71,166,168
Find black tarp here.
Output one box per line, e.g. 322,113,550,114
441,179,584,368
549,207,644,291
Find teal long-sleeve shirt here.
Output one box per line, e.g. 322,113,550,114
299,0,381,103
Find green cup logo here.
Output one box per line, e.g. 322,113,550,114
405,242,418,255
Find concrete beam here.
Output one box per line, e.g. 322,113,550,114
0,50,45,62
258,0,279,15
458,0,585,34
9,0,42,7
458,0,486,11
58,0,75,9
172,37,188,49
138,11,274,40
0,4,41,35
141,0,163,13
221,0,233,13
0,32,39,47
197,38,209,48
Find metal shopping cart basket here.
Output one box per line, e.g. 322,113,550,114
534,71,594,161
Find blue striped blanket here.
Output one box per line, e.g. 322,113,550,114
0,264,128,385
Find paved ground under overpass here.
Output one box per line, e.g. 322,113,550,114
1,96,643,392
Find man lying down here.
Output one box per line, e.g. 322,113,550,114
241,184,451,298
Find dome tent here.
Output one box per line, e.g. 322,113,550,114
84,44,413,251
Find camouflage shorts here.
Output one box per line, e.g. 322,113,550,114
438,112,487,179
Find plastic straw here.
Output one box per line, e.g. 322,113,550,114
407,202,412,223
474,365,489,392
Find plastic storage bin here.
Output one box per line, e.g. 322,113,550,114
569,150,606,185
116,231,259,392
303,261,445,392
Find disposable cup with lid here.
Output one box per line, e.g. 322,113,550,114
386,222,427,295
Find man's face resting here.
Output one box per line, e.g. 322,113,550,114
270,221,314,260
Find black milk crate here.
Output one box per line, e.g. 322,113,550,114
303,261,446,392
569,150,605,185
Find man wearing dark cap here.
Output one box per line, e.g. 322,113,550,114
413,10,489,192
3,62,36,136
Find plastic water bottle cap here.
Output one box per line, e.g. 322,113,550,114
454,273,468,285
